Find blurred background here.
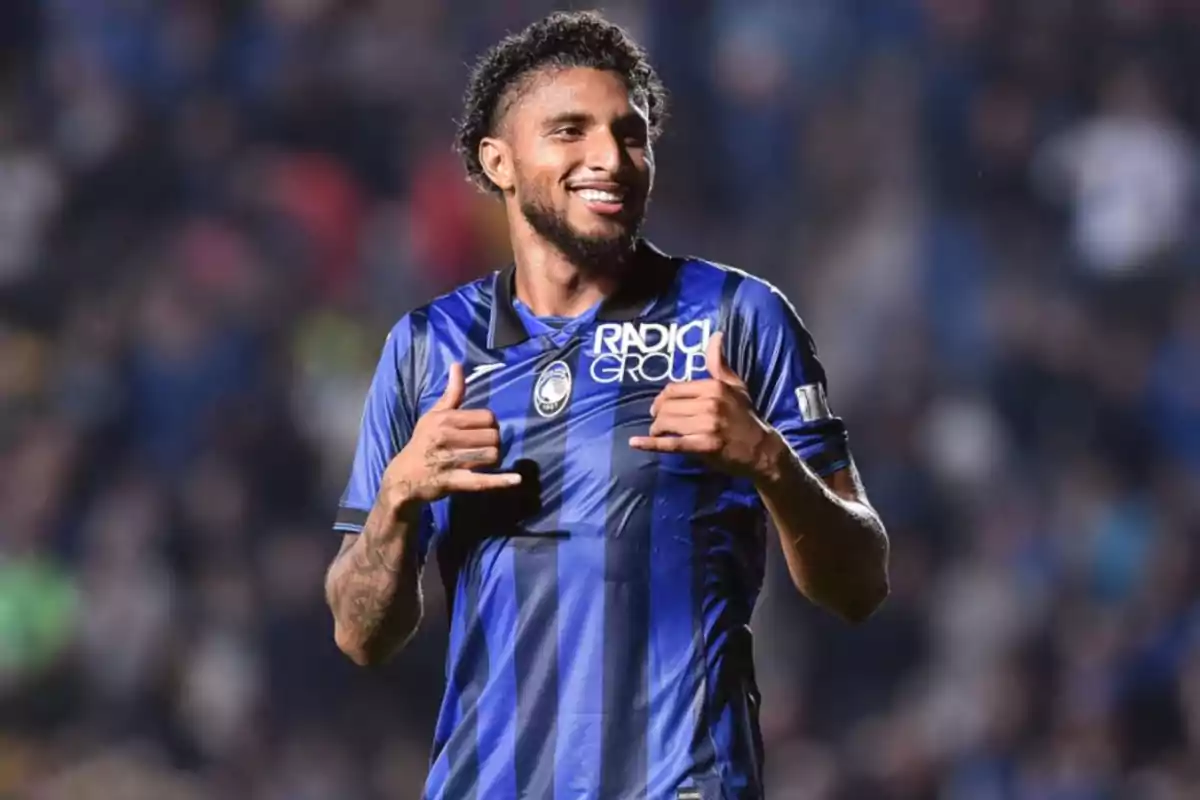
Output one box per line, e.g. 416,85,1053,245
2,0,1200,797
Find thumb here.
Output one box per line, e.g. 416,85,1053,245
705,332,743,387
434,362,465,410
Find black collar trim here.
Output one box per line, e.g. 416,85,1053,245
488,239,679,349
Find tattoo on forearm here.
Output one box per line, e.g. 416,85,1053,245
343,579,399,639
353,525,403,574
328,507,418,655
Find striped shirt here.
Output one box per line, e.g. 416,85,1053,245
334,241,851,800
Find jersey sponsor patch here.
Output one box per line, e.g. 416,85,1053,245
795,382,832,422
534,360,573,418
677,789,703,800
589,319,712,384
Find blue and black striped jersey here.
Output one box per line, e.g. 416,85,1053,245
333,241,851,800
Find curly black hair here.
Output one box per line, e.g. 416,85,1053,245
454,10,668,194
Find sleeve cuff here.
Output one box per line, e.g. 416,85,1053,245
332,506,369,533
793,436,852,478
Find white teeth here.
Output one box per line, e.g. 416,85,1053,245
576,189,623,203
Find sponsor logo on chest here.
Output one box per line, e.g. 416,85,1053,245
589,320,712,384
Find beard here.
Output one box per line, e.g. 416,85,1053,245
519,190,644,276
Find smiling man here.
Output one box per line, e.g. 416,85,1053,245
324,11,889,800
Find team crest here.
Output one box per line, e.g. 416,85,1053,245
534,360,572,418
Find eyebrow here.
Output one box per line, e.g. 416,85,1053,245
542,111,594,130
541,110,648,131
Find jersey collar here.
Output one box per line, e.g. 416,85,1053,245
488,239,679,349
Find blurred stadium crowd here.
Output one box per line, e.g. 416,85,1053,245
1,0,1199,798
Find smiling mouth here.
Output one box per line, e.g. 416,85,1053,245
570,186,633,216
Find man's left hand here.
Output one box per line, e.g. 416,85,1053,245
630,331,781,482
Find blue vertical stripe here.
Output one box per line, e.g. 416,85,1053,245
599,276,683,797
424,573,461,800
472,362,538,798
713,265,779,800
647,468,701,793
695,485,766,798
599,386,653,798
430,296,493,800
472,537,518,794
646,265,736,794
439,556,488,800
684,268,747,788
554,343,622,799
513,344,582,798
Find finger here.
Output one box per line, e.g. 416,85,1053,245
440,470,523,493
649,413,719,438
441,409,499,429
431,443,500,466
629,434,720,454
650,380,721,416
705,332,744,389
438,446,501,469
650,396,722,419
433,363,465,410
438,427,502,449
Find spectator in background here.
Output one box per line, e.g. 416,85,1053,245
1035,61,1195,278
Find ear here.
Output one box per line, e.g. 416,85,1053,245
479,136,515,193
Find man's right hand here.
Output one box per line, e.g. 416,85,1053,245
380,362,520,509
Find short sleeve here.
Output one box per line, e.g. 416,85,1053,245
332,314,435,560
729,278,852,477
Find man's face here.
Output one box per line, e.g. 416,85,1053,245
499,66,654,270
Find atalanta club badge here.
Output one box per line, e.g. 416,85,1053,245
534,360,572,418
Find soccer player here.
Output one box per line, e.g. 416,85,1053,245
324,11,889,800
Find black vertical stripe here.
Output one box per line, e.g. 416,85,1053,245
690,487,768,795
386,307,429,460
401,307,431,416
599,275,684,797
438,308,494,800
716,270,749,383
722,272,776,792
513,343,582,798
600,378,654,799
435,296,499,619
716,270,745,341
688,476,718,776
688,271,744,779
439,552,488,800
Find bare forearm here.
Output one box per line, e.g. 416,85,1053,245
756,433,889,623
326,498,424,666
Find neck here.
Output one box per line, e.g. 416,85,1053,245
508,217,626,318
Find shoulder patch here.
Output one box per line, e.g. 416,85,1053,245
795,383,832,422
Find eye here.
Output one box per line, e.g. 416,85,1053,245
553,126,584,140
613,120,648,149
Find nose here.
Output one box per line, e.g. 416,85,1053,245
585,129,623,173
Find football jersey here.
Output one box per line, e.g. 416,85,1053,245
333,241,852,800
